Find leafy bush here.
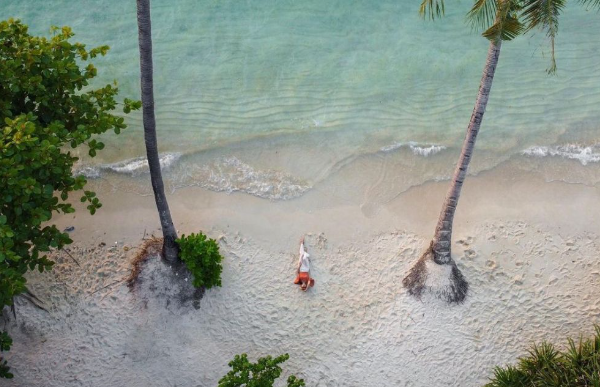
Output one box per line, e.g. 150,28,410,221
176,232,223,289
218,353,306,387
0,19,139,377
485,326,600,387
0,331,12,378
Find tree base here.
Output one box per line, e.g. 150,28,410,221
128,238,205,310
402,243,468,303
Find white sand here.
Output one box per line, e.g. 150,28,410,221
4,166,600,387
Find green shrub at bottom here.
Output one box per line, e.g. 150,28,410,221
176,232,223,289
485,325,600,387
218,353,306,387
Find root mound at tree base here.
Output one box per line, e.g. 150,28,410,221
127,237,163,288
127,237,205,310
402,243,468,303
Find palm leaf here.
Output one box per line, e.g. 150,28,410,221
419,0,446,19
521,0,566,73
482,0,524,42
578,0,600,9
467,0,498,31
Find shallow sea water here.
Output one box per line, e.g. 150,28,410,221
4,0,600,201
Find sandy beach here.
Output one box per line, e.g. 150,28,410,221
4,162,600,387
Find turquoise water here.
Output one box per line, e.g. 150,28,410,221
4,0,600,199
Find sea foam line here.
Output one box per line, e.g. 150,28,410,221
522,144,600,166
76,152,182,178
172,156,312,201
380,141,446,156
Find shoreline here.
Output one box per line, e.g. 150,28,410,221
54,158,600,248
5,163,600,387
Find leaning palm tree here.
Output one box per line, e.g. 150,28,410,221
403,0,590,303
136,0,179,263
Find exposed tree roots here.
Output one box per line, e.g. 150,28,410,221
402,242,468,303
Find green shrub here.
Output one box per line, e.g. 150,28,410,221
0,19,139,377
0,331,12,379
176,232,223,289
485,326,600,387
218,353,306,387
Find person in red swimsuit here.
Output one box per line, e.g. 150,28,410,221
293,236,315,291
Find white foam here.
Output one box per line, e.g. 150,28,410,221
76,153,182,178
380,141,446,156
379,142,404,152
175,156,311,200
522,144,600,166
409,144,446,157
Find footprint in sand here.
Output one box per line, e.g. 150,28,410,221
464,249,477,259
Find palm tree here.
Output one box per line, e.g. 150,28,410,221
403,0,597,303
136,0,179,263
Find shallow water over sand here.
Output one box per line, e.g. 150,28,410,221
4,0,600,199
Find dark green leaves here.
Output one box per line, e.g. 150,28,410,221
0,19,136,378
0,332,13,378
485,325,600,386
218,353,306,387
123,98,142,114
176,232,223,289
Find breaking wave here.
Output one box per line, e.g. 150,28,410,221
76,153,182,178
380,141,447,156
522,144,600,166
77,154,311,201
171,157,311,200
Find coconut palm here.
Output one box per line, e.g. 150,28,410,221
136,0,179,263
403,0,598,303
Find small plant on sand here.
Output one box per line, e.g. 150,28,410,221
218,353,306,387
176,232,223,289
485,326,600,387
0,19,139,377
0,331,12,378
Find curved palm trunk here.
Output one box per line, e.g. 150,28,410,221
136,0,179,263
403,38,502,302
433,38,502,262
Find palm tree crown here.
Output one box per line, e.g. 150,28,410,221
421,0,599,73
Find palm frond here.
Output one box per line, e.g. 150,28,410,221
467,0,497,31
419,0,446,20
578,0,600,10
521,0,566,73
482,0,524,42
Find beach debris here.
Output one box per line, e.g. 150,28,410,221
61,248,81,267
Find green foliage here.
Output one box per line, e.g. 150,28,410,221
421,0,600,72
0,331,12,379
485,326,600,387
218,353,306,387
419,0,445,19
0,19,139,377
176,232,223,289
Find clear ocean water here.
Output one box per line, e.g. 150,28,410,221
4,0,600,200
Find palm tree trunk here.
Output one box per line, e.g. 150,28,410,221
136,0,179,263
431,38,502,264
